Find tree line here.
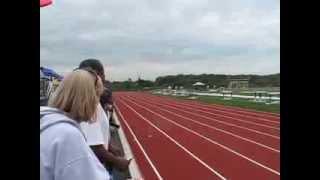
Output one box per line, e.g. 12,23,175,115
112,73,280,91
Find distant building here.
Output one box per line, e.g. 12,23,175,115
192,82,206,90
192,82,205,86
228,78,250,89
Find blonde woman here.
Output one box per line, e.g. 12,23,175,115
40,68,110,180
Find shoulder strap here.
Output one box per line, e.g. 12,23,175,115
40,109,86,141
40,109,61,119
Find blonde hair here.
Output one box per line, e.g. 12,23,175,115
48,70,100,122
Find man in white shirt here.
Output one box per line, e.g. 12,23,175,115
80,103,130,170
81,104,110,152
78,59,131,178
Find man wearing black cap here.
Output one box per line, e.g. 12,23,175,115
78,59,131,178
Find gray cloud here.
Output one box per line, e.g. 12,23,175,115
41,0,279,81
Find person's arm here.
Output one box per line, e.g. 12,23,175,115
108,139,122,156
90,145,131,171
80,104,129,170
59,155,109,180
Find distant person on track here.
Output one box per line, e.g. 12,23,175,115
40,69,110,180
78,59,131,178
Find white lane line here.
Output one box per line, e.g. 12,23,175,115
176,102,281,125
154,94,280,119
118,99,227,180
123,97,280,176
142,94,280,123
133,96,280,140
112,110,143,179
164,101,280,129
143,95,280,125
114,103,163,180
191,101,280,118
126,95,279,153
142,98,279,130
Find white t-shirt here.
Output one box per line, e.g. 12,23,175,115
81,104,110,149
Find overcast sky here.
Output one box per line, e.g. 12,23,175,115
40,0,279,81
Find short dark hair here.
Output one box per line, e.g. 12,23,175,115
79,59,105,79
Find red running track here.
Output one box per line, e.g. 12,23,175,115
114,92,280,180
143,92,280,121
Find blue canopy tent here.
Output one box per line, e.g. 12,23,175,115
40,69,50,80
40,66,63,80
40,66,62,105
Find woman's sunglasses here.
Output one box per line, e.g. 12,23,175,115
73,67,98,86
